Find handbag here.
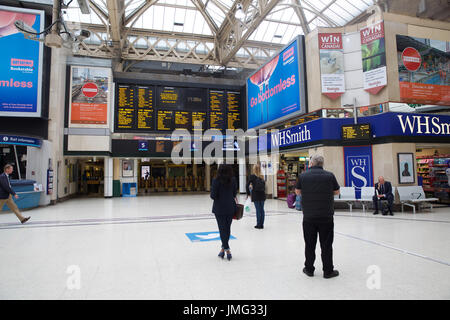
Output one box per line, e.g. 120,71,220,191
233,204,244,220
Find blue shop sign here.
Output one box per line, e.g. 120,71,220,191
258,112,450,151
0,135,41,147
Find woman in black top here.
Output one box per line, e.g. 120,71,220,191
210,164,237,260
246,165,266,229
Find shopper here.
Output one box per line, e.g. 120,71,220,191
372,176,394,216
210,164,237,261
295,155,340,279
0,164,30,224
287,186,296,208
246,164,266,229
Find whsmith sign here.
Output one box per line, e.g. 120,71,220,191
258,112,450,151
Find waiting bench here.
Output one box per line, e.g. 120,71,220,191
334,187,357,212
359,186,397,213
397,186,439,214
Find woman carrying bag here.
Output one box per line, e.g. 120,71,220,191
246,164,266,229
210,164,238,261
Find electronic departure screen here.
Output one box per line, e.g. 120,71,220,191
342,124,371,141
117,85,135,129
209,90,226,130
114,85,241,133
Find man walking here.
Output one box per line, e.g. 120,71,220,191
295,155,340,279
0,164,30,224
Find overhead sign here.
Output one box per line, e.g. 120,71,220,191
247,36,307,129
344,146,374,199
397,35,450,106
319,33,345,99
0,134,41,147
0,6,44,117
342,124,371,142
360,21,387,95
69,66,111,126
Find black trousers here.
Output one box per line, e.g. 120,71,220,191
215,214,233,250
372,194,394,213
302,219,334,273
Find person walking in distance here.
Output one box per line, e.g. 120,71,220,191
0,164,30,224
246,164,266,229
295,155,340,279
210,164,238,261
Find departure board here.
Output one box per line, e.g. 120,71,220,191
192,111,207,132
115,84,241,133
209,90,226,130
117,85,135,129
137,86,154,130
342,124,371,141
185,88,207,110
174,111,191,130
227,92,241,129
158,87,183,109
157,110,174,131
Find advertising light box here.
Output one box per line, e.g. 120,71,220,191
0,6,44,117
247,35,307,129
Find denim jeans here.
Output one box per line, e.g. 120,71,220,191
254,200,265,227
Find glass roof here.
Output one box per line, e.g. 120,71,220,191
63,0,374,41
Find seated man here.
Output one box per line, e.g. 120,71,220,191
372,176,394,216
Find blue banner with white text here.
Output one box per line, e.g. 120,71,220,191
344,146,374,199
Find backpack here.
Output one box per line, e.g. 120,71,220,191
253,177,265,193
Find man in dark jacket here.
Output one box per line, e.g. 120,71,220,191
372,176,394,216
0,164,30,224
295,155,340,279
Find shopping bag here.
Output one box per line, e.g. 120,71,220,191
233,204,244,220
244,197,253,214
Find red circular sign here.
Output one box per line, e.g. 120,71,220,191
81,82,98,98
402,47,421,72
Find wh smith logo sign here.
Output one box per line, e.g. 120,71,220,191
344,146,374,199
271,124,312,148
396,114,450,135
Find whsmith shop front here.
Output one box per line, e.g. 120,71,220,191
258,111,450,203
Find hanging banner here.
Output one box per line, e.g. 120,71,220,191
397,35,450,106
0,6,44,117
360,21,387,95
319,33,345,99
69,66,111,126
344,145,374,199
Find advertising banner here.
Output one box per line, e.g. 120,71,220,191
397,35,450,105
69,66,111,126
360,21,387,95
0,6,44,117
247,36,306,129
344,146,374,199
319,33,345,99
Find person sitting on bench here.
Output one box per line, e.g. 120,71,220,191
373,176,394,216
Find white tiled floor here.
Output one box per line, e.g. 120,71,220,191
0,194,449,300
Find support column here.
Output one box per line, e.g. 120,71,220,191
104,156,113,198
239,158,246,194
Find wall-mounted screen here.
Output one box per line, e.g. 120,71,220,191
0,6,44,118
246,35,307,129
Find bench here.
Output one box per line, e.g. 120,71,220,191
334,187,357,212
359,186,397,214
397,186,439,214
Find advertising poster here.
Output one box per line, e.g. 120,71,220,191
69,66,111,125
247,36,306,129
360,21,387,95
319,33,345,99
397,35,450,105
344,145,374,199
0,6,44,117
397,153,415,184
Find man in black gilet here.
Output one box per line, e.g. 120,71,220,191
295,155,340,279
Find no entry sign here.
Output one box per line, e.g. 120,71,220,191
82,82,99,98
402,47,422,72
